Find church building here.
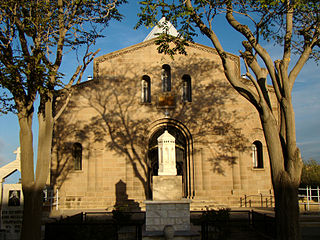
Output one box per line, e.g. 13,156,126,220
50,19,276,216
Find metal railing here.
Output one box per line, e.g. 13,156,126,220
240,194,275,208
298,186,320,211
45,211,144,240
239,187,320,211
193,210,275,240
43,188,59,210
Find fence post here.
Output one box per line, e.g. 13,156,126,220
260,193,263,207
245,195,247,207
56,188,59,210
266,198,268,208
307,186,310,211
317,186,320,210
50,189,53,210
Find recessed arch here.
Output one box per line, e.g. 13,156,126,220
147,118,194,199
161,64,171,92
182,74,192,102
141,75,151,103
252,140,263,168
72,142,82,170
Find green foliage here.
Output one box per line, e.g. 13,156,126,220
300,159,320,187
137,0,320,60
0,0,127,113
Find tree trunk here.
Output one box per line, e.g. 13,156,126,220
18,112,41,240
259,108,301,240
20,188,43,240
19,97,53,240
274,173,300,240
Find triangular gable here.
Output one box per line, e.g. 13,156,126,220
143,17,179,41
0,147,21,180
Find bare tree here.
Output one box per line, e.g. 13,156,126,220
0,1,126,239
137,0,320,239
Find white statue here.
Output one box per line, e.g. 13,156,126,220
157,130,177,176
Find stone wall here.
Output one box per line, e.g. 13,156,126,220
51,39,275,215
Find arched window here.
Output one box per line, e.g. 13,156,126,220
252,141,263,168
141,75,151,103
73,143,82,170
182,74,192,102
161,64,171,92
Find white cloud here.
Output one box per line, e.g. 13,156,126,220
293,72,320,160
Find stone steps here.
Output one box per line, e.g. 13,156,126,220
190,200,228,211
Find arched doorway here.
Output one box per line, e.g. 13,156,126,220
147,123,192,199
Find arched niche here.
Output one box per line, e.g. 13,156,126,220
147,119,194,199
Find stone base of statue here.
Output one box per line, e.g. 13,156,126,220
143,176,200,240
143,131,199,239
153,176,182,201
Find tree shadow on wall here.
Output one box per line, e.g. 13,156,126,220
52,55,250,199
51,114,93,189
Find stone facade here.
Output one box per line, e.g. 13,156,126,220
50,38,276,216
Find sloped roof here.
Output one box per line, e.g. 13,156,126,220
0,147,20,180
157,130,175,142
143,17,179,41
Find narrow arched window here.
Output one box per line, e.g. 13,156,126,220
73,143,82,170
161,64,171,92
182,74,192,102
252,141,263,168
141,75,151,103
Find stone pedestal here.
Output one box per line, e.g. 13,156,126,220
145,200,191,232
153,176,182,201
144,176,200,239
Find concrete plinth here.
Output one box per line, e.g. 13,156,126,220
144,200,199,239
153,176,182,201
145,200,191,232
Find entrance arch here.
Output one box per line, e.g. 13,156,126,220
147,119,194,199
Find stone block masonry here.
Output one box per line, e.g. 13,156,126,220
145,200,191,232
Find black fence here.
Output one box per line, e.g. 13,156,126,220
45,222,118,240
194,210,275,240
45,212,144,240
251,211,276,238
240,194,275,208
45,210,275,240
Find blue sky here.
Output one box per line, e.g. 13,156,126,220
0,2,319,176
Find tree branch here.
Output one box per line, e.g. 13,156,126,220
225,2,283,105
185,0,260,107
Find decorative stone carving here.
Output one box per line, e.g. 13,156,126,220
157,130,177,176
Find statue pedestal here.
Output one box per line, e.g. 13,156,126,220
143,176,200,239
145,199,191,232
153,176,182,201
